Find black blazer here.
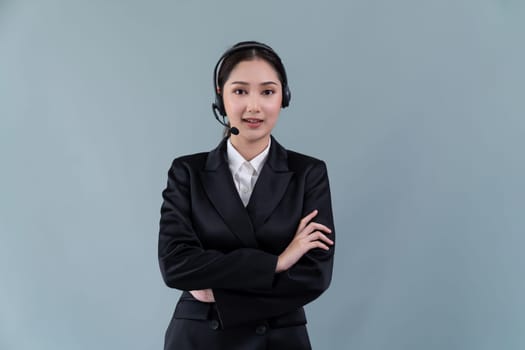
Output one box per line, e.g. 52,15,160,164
159,136,335,349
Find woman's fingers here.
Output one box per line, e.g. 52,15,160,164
308,230,334,245
297,210,333,237
297,209,318,232
278,210,334,273
310,240,331,251
305,237,332,251
306,222,332,235
299,231,333,252
297,222,332,237
190,289,215,303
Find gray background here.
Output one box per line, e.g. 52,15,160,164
1,0,524,349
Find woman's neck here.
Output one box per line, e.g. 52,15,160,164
230,136,270,161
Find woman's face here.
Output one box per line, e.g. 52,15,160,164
222,58,282,146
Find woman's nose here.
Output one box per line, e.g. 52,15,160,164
246,96,261,113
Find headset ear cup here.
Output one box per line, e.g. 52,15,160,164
215,94,226,116
282,85,291,108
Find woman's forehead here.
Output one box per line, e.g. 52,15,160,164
227,59,280,82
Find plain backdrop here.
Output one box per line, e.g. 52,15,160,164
1,1,524,349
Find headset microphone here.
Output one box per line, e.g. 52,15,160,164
212,104,239,135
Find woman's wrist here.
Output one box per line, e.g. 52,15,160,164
275,255,286,273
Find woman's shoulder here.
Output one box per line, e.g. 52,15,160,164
285,148,327,171
272,137,325,168
169,138,228,169
173,151,209,162
169,151,209,170
286,149,325,166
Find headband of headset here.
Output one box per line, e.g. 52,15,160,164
212,41,291,116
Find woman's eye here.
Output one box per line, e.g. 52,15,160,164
233,89,247,95
262,90,275,95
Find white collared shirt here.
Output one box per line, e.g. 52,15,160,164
227,138,271,207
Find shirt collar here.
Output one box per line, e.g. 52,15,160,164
227,138,271,175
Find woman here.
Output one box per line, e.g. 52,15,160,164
159,41,335,350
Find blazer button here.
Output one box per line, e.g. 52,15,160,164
255,324,267,335
210,319,220,330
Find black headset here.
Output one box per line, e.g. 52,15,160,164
212,41,291,119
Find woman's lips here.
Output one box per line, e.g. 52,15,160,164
242,118,263,128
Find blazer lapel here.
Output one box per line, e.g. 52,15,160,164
247,136,293,229
200,138,259,248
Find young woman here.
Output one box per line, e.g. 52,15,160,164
159,41,335,350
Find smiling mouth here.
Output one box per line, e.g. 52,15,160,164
242,118,263,124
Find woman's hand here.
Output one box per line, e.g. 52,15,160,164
190,289,215,303
276,209,333,273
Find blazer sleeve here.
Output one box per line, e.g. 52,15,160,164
213,161,335,328
158,158,278,291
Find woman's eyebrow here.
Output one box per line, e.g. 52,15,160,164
229,81,278,85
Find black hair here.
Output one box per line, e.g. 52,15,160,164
216,42,287,92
